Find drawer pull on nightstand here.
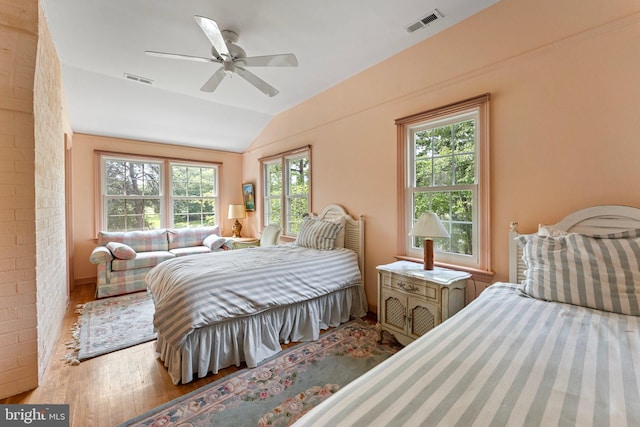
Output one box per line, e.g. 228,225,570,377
398,282,420,293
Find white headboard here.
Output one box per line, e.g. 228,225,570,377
508,205,640,283
317,204,365,276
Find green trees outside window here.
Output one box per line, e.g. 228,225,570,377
102,156,218,232
411,118,476,256
262,148,310,236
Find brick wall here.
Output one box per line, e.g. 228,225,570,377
0,0,39,399
33,1,67,382
0,0,68,399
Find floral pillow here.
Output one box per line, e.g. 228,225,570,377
106,242,137,260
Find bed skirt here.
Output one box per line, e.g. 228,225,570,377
156,284,367,384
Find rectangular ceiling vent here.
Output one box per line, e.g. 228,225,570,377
123,73,153,85
405,9,444,33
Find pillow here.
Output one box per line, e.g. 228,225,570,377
202,234,227,250
537,224,568,237
295,217,344,250
329,216,347,248
106,242,137,260
517,229,640,315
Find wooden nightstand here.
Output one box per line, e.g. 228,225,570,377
376,261,471,346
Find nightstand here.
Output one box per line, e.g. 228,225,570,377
376,260,471,346
225,237,259,249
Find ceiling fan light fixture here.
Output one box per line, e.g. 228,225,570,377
223,61,235,75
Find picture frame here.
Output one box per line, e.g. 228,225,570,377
242,183,255,212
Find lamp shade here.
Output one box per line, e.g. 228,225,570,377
228,204,246,220
409,212,450,239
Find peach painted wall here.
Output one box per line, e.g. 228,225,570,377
243,0,640,310
71,134,244,283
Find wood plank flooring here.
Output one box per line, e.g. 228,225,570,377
2,283,349,427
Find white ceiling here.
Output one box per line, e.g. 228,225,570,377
41,0,499,153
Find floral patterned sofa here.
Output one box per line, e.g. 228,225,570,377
90,226,228,298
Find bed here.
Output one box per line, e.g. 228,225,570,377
294,205,640,426
146,204,367,384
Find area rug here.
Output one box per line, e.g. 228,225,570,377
64,291,156,364
119,319,402,427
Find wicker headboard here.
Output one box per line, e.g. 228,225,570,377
317,204,365,276
508,205,640,283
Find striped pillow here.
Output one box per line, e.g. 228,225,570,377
294,217,343,250
517,229,640,315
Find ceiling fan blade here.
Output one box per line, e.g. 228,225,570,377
200,67,227,92
145,50,218,63
235,66,279,97
238,54,299,67
194,16,230,59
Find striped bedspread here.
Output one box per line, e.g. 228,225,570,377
295,283,640,427
146,245,361,349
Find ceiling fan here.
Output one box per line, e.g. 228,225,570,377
145,16,298,97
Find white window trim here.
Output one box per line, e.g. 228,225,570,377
396,94,491,273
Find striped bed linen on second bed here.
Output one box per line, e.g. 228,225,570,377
146,245,362,349
293,283,640,427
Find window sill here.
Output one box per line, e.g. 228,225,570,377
394,255,495,283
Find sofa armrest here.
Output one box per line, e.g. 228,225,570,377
90,246,113,264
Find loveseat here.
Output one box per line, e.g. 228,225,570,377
90,226,228,298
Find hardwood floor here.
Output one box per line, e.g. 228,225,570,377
2,283,350,427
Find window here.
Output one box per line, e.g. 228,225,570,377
171,163,217,228
261,146,311,236
397,94,490,270
99,153,219,232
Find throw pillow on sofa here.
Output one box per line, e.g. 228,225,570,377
203,234,227,250
106,242,137,260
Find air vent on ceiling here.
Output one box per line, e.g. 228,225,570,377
123,73,153,85
405,9,444,33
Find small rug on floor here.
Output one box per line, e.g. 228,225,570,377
64,291,156,364
119,319,402,427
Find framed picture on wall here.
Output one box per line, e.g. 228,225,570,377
243,183,255,212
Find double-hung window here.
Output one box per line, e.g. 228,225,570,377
99,153,219,232
397,94,490,271
261,146,311,236
170,163,217,228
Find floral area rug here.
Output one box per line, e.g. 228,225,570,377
119,319,402,427
64,291,156,364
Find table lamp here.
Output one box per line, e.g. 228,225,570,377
409,212,450,270
228,204,246,238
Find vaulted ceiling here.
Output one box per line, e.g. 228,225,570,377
41,0,499,152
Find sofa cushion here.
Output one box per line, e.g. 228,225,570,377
98,229,169,252
167,226,221,249
169,246,212,257
111,250,174,271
